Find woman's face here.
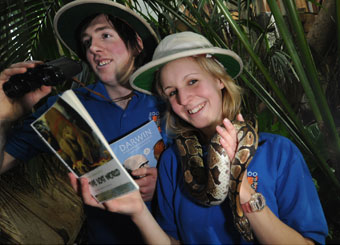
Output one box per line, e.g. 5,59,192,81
81,14,131,86
160,57,225,138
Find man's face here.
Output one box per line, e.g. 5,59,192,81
81,14,131,86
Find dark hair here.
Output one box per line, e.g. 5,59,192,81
75,13,148,70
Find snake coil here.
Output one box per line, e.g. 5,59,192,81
176,119,258,242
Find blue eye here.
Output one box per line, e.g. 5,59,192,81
189,79,198,85
168,90,177,97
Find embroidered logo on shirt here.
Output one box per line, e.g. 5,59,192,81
149,111,161,132
247,171,258,191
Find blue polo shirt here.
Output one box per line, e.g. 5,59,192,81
6,81,167,244
156,133,328,244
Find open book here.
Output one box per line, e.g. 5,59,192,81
31,90,139,203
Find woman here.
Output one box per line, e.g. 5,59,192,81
74,31,328,244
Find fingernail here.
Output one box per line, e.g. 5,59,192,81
223,118,231,125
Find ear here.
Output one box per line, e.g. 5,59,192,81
217,78,225,90
136,34,144,54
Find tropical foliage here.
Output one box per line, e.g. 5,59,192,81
1,0,339,242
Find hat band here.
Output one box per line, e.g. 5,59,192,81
154,45,212,60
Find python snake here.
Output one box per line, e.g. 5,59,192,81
176,118,258,242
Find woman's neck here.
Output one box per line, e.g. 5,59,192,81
201,123,220,141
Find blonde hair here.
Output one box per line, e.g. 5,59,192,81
155,56,243,139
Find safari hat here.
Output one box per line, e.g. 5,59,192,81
54,0,158,59
130,31,243,95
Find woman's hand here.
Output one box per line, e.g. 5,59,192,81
216,113,244,161
68,172,145,217
215,114,255,202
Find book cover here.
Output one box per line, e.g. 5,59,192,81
31,90,138,203
110,120,165,177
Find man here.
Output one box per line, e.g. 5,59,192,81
0,0,164,243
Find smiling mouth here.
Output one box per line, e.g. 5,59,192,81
188,102,205,114
98,59,112,67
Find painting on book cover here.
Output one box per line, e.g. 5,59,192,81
32,97,112,176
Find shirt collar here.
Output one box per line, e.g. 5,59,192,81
88,80,143,101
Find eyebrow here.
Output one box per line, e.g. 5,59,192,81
162,72,200,92
162,85,172,92
81,25,113,40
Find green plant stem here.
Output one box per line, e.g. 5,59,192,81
215,1,294,120
280,0,340,168
216,0,340,190
267,1,322,123
242,71,340,190
270,0,340,184
337,1,340,59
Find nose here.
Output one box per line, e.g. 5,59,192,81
88,39,102,54
177,88,191,105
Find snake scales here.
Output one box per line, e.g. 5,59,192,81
176,118,258,242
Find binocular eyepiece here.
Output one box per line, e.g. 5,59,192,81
3,56,82,98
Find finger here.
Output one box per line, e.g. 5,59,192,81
102,190,144,214
217,119,237,146
36,85,53,96
23,85,53,107
9,60,43,68
132,167,148,178
68,172,79,193
216,119,238,161
236,113,244,122
3,61,42,76
239,170,256,204
79,178,104,209
0,67,27,82
242,170,248,182
134,174,149,187
139,185,154,202
135,173,157,202
140,193,153,202
134,168,157,186
0,62,43,84
142,167,157,177
222,118,236,136
219,137,236,161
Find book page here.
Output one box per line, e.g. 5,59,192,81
31,90,138,202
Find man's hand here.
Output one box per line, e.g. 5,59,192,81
0,61,52,121
132,167,158,202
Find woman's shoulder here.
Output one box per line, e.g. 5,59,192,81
255,132,306,170
259,131,290,142
258,132,299,152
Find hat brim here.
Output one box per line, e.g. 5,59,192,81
130,47,243,95
54,0,158,59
